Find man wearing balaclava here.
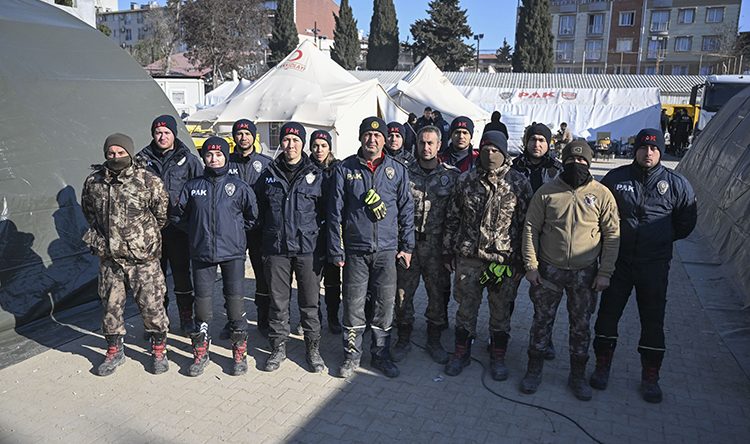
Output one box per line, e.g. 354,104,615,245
81,133,171,377
592,129,696,404
136,115,203,336
442,130,533,381
521,140,620,402
511,122,563,360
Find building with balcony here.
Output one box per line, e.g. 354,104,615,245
550,0,741,75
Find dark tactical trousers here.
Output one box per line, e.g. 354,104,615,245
247,230,270,310
342,250,397,359
160,225,193,308
454,257,520,337
322,262,341,311
192,259,247,333
99,258,169,335
396,237,451,328
265,255,321,347
528,261,598,356
594,258,670,358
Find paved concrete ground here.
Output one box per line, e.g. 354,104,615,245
1,158,749,444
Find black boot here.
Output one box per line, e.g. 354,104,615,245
371,334,400,379
230,331,248,376
264,342,286,372
219,322,231,340
305,337,325,373
520,350,545,394
150,332,169,375
445,327,472,376
568,354,592,401
425,323,449,364
590,338,616,390
640,353,664,403
339,356,360,379
188,329,210,377
489,331,509,381
98,335,125,377
176,293,195,337
391,324,413,363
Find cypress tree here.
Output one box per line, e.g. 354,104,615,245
366,0,399,70
268,0,299,67
496,38,513,65
331,0,360,70
410,0,473,71
512,0,554,73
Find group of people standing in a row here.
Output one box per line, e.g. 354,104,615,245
82,110,695,404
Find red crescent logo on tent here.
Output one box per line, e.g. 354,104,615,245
289,50,303,62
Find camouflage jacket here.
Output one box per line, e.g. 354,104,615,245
443,162,533,264
81,163,169,263
408,161,460,235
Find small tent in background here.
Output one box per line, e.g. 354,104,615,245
0,0,187,346
186,40,407,159
190,79,253,123
203,78,240,108
388,57,489,143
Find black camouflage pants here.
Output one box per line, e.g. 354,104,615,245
99,258,169,335
395,237,451,328
527,261,598,357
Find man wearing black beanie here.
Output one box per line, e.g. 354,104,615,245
593,128,697,403
228,118,272,337
136,115,203,336
386,122,416,168
438,116,479,173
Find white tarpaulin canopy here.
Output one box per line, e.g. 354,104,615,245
202,78,253,107
457,85,662,152
187,40,407,158
190,79,252,121
388,57,489,141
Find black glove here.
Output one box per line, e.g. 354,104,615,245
479,262,512,287
363,189,387,221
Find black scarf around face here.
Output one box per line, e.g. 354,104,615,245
561,162,592,188
278,158,303,183
105,157,132,173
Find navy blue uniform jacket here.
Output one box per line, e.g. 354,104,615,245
327,151,415,263
228,151,272,186
136,138,203,213
601,162,697,261
172,169,258,263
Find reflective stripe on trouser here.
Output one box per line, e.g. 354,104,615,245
396,237,451,328
99,258,168,335
528,261,598,356
453,257,519,337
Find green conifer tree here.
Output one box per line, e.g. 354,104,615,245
268,0,299,68
410,0,473,71
366,0,400,70
512,0,554,73
331,0,360,70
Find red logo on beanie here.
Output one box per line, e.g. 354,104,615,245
285,127,300,135
388,127,401,133
236,123,249,130
206,144,222,151
455,121,468,128
154,121,167,128
642,135,657,143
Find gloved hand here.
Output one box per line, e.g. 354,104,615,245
479,262,512,287
363,189,387,221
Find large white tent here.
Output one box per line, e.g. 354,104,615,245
190,79,253,122
458,85,661,152
202,78,252,108
187,41,407,158
388,57,489,142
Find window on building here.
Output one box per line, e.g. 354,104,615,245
650,10,670,32
556,67,574,74
137,14,144,24
702,36,721,52
706,7,724,23
585,40,603,60
619,11,635,26
556,40,574,62
699,65,716,76
616,38,633,53
613,65,631,74
269,122,281,148
671,65,689,75
678,8,695,24
674,37,692,52
647,38,667,59
125,29,132,41
559,15,575,36
643,66,664,75
585,66,603,74
588,14,604,35
171,90,186,105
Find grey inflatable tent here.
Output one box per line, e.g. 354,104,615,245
0,0,193,346
676,86,750,305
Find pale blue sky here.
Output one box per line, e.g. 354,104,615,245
122,0,750,53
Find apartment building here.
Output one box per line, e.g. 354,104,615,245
550,0,741,75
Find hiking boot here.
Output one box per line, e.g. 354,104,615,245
177,301,195,337
391,324,413,363
568,354,592,401
305,337,325,373
425,323,449,364
219,322,231,340
188,328,210,377
520,350,545,394
98,335,125,376
230,331,248,376
640,354,663,403
590,339,616,390
445,327,472,376
371,356,400,378
264,342,286,372
489,331,509,381
338,357,360,379
150,333,169,375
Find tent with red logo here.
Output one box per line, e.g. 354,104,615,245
186,40,407,158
